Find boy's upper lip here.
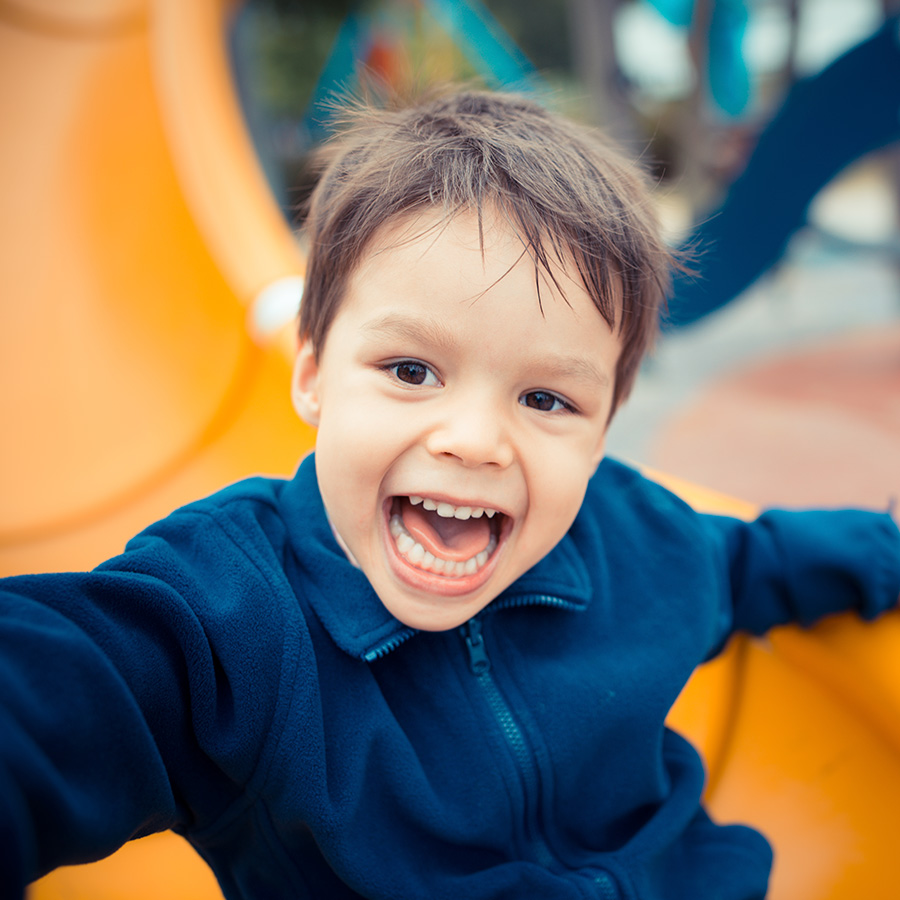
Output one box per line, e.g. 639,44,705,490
387,491,513,520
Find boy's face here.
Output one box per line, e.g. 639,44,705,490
293,209,622,632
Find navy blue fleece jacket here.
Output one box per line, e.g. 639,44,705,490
2,455,899,899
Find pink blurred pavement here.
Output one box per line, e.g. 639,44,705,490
649,325,900,510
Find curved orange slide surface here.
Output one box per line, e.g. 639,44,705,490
0,0,312,579
2,3,898,898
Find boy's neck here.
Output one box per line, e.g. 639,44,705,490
327,514,360,569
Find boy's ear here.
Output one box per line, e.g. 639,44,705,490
291,339,322,427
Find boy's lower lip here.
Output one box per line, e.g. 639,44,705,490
381,497,507,598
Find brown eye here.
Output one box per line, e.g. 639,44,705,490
520,391,570,413
396,363,426,384
388,361,438,386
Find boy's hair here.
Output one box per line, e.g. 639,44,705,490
299,88,673,414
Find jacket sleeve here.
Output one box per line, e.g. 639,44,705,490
0,573,184,895
0,506,293,897
702,507,900,657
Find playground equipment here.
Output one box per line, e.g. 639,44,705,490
667,13,900,327
0,0,312,579
3,2,899,897
301,0,542,144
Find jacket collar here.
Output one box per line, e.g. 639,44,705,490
281,454,593,661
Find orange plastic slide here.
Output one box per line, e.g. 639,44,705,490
0,0,313,579
2,2,899,898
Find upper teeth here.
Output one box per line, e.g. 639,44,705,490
408,496,498,520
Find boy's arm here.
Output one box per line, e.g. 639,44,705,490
0,576,183,894
702,507,900,655
0,507,292,896
0,572,189,895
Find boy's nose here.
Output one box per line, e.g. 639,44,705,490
425,397,514,469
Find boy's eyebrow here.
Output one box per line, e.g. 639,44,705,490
537,356,611,389
362,313,611,388
361,314,458,353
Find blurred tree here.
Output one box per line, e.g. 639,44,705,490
482,0,572,73
242,0,357,121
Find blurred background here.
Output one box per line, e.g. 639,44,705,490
237,0,900,511
1,0,899,577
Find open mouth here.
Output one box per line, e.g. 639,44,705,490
388,495,506,578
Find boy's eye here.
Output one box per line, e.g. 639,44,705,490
386,361,439,386
520,390,573,413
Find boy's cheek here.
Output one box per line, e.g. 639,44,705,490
590,434,608,473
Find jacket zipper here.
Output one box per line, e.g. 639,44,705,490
460,617,557,869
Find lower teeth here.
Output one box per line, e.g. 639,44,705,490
390,514,497,576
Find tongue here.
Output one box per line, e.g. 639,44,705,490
400,499,492,561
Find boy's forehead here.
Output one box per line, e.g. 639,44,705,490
356,206,594,299
340,208,623,362
362,206,504,259
352,206,625,343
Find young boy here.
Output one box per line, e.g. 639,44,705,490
2,89,899,900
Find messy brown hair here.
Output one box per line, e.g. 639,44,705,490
298,88,673,415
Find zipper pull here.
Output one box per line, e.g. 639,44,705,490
461,618,491,675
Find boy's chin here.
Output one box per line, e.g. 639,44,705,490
377,592,496,633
